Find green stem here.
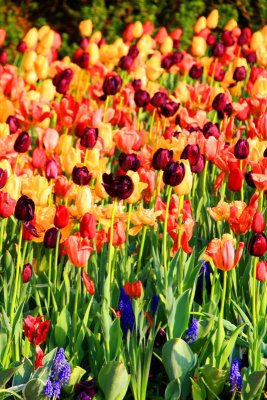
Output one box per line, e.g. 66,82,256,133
163,186,172,289
54,231,60,289
202,159,209,198
137,225,148,274
252,256,259,369
72,268,81,346
107,199,117,288
215,271,227,367
103,95,110,123
137,107,143,131
9,223,23,323
0,218,7,253
47,250,53,313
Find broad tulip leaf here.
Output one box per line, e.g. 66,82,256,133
98,361,130,400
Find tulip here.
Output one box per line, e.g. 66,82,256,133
173,159,193,196
102,74,122,96
102,173,134,200
234,139,249,159
0,192,16,218
212,93,227,112
207,33,216,46
256,261,267,281
161,101,180,117
80,213,96,239
191,155,205,174
206,9,219,29
191,36,207,57
22,263,33,283
82,270,95,295
203,122,220,139
45,159,58,180
161,54,173,70
132,79,142,91
119,55,133,71
152,148,173,171
150,92,168,108
194,16,206,34
80,128,98,149
134,89,150,108
54,205,70,229
79,19,93,37
65,234,93,267
212,42,225,57
14,131,31,153
108,220,126,246
181,144,200,166
6,115,19,134
124,280,143,299
119,153,140,172
222,30,235,46
163,161,185,187
24,315,50,346
248,233,267,257
251,211,265,233
15,195,35,222
16,40,27,53
205,235,245,271
0,168,7,189
128,45,139,58
44,227,60,249
52,68,73,95
76,186,93,217
228,168,243,192
54,175,72,198
72,165,92,186
233,66,246,82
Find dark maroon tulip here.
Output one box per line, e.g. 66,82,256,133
45,159,58,180
203,122,220,139
103,74,122,96
119,55,133,71
181,144,200,166
22,263,33,283
207,33,216,46
234,139,249,159
23,221,39,238
14,131,31,153
75,379,98,399
44,227,60,249
75,52,90,69
52,68,74,95
16,41,27,53
212,93,227,112
263,148,267,158
191,154,205,173
163,161,185,186
172,51,183,64
173,39,180,49
224,103,233,117
102,173,134,199
161,101,180,118
134,89,150,108
238,30,250,46
0,50,7,64
245,171,256,188
128,45,139,59
6,115,19,134
222,30,234,46
155,328,167,348
212,42,225,57
72,165,92,186
80,127,98,149
233,66,246,82
119,153,140,172
150,92,168,108
247,51,257,65
189,64,203,80
15,195,35,222
132,79,142,91
0,169,8,189
248,233,267,257
152,148,173,170
161,54,173,70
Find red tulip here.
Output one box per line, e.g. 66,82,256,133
24,315,50,346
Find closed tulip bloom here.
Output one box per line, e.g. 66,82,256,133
0,192,16,218
233,66,246,82
15,195,35,221
52,68,73,95
172,51,183,64
45,159,58,180
134,89,150,108
163,161,185,186
173,159,193,195
102,173,134,199
54,205,69,229
189,64,203,80
102,74,122,96
80,128,98,149
128,45,139,58
82,270,95,295
65,234,93,267
234,139,249,159
203,122,220,139
207,33,216,46
124,280,143,299
44,227,60,249
152,148,173,170
161,101,180,117
150,91,168,108
0,168,8,188
191,36,207,57
205,235,244,271
228,168,243,192
0,50,7,64
14,131,31,153
215,69,225,82
245,171,256,188
212,42,225,57
72,165,92,186
247,51,257,64
80,213,96,239
180,144,200,166
251,211,265,233
161,54,174,70
191,154,205,174
119,153,140,172
6,115,19,134
119,55,133,71
212,93,227,112
222,30,235,46
256,261,267,281
248,233,267,256
132,79,142,91
22,263,33,283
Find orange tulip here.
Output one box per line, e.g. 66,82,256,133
64,234,93,267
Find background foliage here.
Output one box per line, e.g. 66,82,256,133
0,0,266,57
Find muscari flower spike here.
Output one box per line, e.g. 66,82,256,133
229,359,242,391
118,287,135,335
184,318,199,343
43,348,71,399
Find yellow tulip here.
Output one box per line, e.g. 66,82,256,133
94,171,109,200
38,25,51,41
85,42,99,65
21,175,52,206
206,9,219,29
35,55,49,80
132,21,143,38
251,31,264,50
3,174,21,200
98,123,113,153
23,27,38,48
160,36,173,54
76,186,93,217
0,123,9,138
39,79,56,101
126,171,148,204
60,148,81,175
191,36,207,57
79,19,93,37
25,70,38,85
23,50,37,71
146,54,163,81
224,19,237,31
194,16,206,34
173,159,193,196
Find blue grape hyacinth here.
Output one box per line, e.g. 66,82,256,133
118,287,135,335
184,318,199,343
229,359,242,391
43,348,71,399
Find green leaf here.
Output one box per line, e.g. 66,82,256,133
22,378,46,399
109,318,122,361
165,378,181,400
199,365,227,400
173,289,191,338
241,369,266,400
0,362,22,388
64,366,86,394
12,358,33,386
191,378,206,400
55,307,71,348
98,361,130,400
162,338,196,384
219,324,245,369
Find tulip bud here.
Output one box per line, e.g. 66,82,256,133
248,233,267,257
132,79,142,91
102,173,134,199
6,115,19,134
161,101,180,117
206,9,219,29
128,45,139,59
181,144,200,166
16,41,27,53
163,161,185,186
207,33,216,46
161,54,173,70
233,66,246,82
245,171,256,188
15,195,35,222
74,51,89,69
132,21,143,38
45,159,58,180
79,19,93,37
134,89,150,108
212,93,227,112
247,51,257,65
251,211,265,233
54,175,72,198
54,205,69,229
191,36,207,57
124,280,143,299
172,51,183,64
52,68,73,95
203,122,220,139
212,42,225,57
234,139,249,159
102,74,122,96
228,168,243,192
152,148,173,170
194,16,207,34
22,263,33,283
256,261,267,281
0,168,8,189
0,50,7,64
44,227,60,248
191,154,205,173
80,213,96,239
119,153,140,172
150,92,168,108
82,270,95,295
118,55,133,71
14,131,31,153
80,128,98,149
0,192,16,218
189,64,203,80
72,165,92,186
222,30,235,46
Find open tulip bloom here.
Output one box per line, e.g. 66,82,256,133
0,9,266,400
